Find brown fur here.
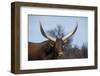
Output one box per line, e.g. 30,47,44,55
28,40,55,60
28,39,64,60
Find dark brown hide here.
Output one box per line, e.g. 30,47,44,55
28,41,56,60
28,38,65,60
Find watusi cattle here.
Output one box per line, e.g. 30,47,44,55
28,23,78,60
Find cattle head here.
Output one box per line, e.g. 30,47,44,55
40,23,78,57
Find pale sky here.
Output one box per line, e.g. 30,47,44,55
28,15,88,48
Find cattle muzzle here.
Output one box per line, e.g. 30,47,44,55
58,50,64,57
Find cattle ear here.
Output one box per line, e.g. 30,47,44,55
49,43,54,47
49,40,55,47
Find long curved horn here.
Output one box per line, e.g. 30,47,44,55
62,23,78,43
40,23,56,42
